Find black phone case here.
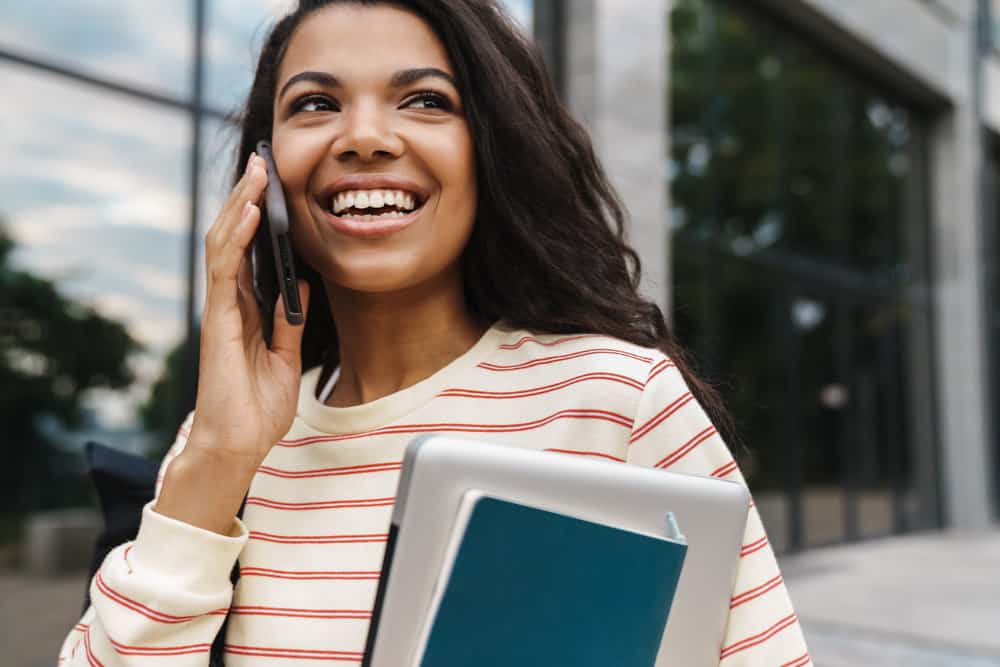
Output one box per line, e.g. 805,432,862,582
254,140,304,326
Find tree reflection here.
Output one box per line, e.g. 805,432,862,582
0,218,139,535
670,0,938,548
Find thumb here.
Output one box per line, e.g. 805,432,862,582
271,280,310,366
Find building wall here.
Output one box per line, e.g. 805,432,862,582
565,0,996,531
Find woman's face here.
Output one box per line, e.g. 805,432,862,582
271,3,476,295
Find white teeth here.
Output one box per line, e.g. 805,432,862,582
329,188,421,214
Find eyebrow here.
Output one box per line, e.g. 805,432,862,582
278,67,457,102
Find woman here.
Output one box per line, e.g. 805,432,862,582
60,1,810,664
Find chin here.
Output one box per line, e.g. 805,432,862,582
328,253,438,295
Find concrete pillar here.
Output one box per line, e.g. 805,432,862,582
563,0,671,315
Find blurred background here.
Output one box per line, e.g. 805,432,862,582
0,0,997,665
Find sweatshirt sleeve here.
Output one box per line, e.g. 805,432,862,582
58,412,249,666
625,353,812,667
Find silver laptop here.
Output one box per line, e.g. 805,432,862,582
363,434,749,667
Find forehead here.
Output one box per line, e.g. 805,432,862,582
278,4,454,87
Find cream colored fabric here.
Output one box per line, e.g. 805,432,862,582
60,320,810,666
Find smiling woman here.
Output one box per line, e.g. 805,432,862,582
58,1,810,665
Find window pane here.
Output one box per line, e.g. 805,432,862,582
670,0,939,550
1,63,191,469
504,0,535,32
205,0,290,113
0,1,192,99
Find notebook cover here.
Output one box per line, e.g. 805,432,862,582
418,496,687,667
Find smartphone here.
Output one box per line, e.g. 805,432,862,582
250,140,304,331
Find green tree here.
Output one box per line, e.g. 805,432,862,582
0,218,140,524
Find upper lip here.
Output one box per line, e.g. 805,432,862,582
315,174,431,206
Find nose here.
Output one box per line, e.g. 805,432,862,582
332,98,404,163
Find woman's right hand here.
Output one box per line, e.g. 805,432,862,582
154,152,310,534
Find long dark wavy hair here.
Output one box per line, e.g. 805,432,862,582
230,0,736,446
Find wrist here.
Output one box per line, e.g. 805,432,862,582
180,432,264,478
154,448,257,535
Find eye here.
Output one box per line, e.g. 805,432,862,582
404,91,454,111
290,94,338,114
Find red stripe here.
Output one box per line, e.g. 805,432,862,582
83,629,105,667
740,535,769,558
277,409,632,448
438,371,644,399
249,531,389,545
245,496,395,511
74,623,89,632
730,574,784,608
653,426,718,469
478,347,652,371
720,613,799,659
499,333,607,349
239,567,381,581
122,545,133,574
258,461,402,479
647,358,675,384
545,448,626,462
781,653,812,667
711,460,739,478
107,636,212,656
225,644,363,661
630,393,696,444
95,571,227,623
230,606,371,620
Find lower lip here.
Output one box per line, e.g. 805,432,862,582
320,203,424,239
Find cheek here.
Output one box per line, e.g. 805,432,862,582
435,132,477,214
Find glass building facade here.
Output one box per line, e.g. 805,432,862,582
669,0,942,550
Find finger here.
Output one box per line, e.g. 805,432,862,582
270,280,310,368
204,154,266,257
205,154,255,250
216,159,267,243
236,249,262,339
209,201,262,297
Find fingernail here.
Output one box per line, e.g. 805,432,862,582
245,152,256,174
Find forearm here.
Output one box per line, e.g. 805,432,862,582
153,437,258,535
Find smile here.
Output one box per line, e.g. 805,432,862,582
314,175,431,238
319,195,428,239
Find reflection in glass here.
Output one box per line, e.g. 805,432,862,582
0,0,192,99
1,64,190,436
205,0,290,114
0,63,192,522
670,0,939,550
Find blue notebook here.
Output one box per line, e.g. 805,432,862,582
416,493,688,667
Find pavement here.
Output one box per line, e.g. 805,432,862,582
0,568,90,667
780,528,1000,666
1,528,997,666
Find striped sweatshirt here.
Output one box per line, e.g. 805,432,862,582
60,319,811,666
